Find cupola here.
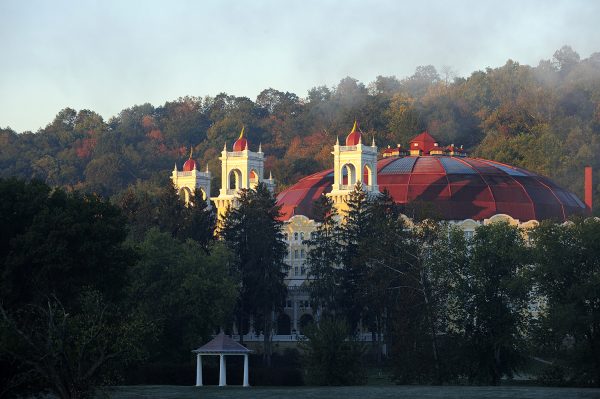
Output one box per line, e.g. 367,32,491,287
182,147,197,171
232,126,248,152
345,120,362,146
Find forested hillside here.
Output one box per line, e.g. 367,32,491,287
1,45,599,213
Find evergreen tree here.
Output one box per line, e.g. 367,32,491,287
221,182,287,366
305,195,342,317
361,189,407,363
338,183,371,330
178,188,216,253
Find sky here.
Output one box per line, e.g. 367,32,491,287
1,0,599,133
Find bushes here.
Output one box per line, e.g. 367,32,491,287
300,318,366,385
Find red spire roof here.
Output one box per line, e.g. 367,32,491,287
232,126,248,152
182,147,197,171
345,121,362,146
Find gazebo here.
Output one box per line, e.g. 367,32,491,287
192,332,252,387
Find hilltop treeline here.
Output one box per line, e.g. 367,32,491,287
1,45,599,212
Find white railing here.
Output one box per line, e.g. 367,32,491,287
339,145,357,151
227,332,374,342
178,171,193,176
227,152,245,157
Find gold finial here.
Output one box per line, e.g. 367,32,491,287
351,120,358,133
239,125,245,140
189,146,193,159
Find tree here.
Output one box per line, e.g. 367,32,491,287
360,189,407,364
220,183,287,365
338,183,371,330
305,195,342,316
0,178,142,398
128,228,236,364
0,291,149,399
300,317,366,385
0,179,133,309
453,221,530,385
530,218,600,385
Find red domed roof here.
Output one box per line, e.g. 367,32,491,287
276,156,587,222
182,147,197,171
233,126,248,152
345,121,362,146
183,158,197,171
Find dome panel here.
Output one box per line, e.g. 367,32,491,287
439,157,477,174
413,157,444,173
380,157,417,174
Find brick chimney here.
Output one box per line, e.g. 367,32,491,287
585,166,593,213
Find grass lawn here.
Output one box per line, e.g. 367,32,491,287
106,385,600,399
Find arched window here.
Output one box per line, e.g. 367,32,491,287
228,169,242,190
341,163,356,187
294,232,298,241
363,165,371,186
300,232,304,240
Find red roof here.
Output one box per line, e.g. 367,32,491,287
183,158,197,171
233,126,248,152
233,137,248,152
345,121,362,146
276,156,587,222
409,131,438,154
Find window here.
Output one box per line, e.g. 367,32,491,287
311,232,316,239
304,301,310,308
294,249,299,259
301,266,306,275
300,232,304,240
300,249,305,259
284,233,289,241
286,300,292,308
294,232,298,241
294,266,299,276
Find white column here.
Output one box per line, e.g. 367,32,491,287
293,299,298,332
243,354,250,387
195,354,203,386
219,354,226,387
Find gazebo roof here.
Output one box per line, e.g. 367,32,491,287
192,332,252,354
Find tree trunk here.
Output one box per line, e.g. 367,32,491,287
421,272,442,384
